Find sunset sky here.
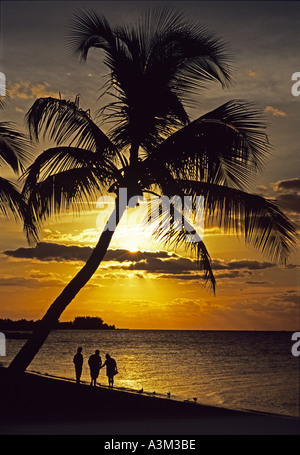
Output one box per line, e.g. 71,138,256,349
0,1,299,330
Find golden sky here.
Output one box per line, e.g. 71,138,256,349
0,1,299,330
1,202,299,330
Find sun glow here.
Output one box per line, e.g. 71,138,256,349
112,222,157,253
126,241,139,253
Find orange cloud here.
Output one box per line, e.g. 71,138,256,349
7,80,59,100
246,68,260,78
264,105,287,117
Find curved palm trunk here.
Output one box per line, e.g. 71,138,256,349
8,195,125,374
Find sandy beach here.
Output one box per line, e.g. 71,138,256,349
0,366,299,435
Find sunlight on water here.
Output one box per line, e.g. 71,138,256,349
3,330,299,417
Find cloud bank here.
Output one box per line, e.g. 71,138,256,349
3,242,283,284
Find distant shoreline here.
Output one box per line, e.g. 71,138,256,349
0,316,116,332
1,324,296,333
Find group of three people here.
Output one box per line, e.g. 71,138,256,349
73,347,118,388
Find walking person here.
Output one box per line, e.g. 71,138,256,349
88,349,102,386
73,346,83,385
101,353,118,389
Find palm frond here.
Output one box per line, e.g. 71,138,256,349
27,167,104,223
145,195,216,292
0,176,24,218
140,6,233,89
66,8,116,61
0,122,33,173
147,100,270,190
21,146,119,224
25,96,117,157
0,176,38,244
22,146,111,187
178,179,297,264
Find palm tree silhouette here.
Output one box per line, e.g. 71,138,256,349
0,98,36,240
8,8,296,373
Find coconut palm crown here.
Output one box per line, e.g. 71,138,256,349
8,8,296,373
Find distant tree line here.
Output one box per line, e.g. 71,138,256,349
62,316,116,330
0,316,116,331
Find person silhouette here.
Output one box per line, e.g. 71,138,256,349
88,349,102,386
73,347,83,384
101,353,118,389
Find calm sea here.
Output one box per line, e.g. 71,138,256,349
2,330,299,417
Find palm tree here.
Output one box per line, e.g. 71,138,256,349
0,98,35,240
8,8,296,374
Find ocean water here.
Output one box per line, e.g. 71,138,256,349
2,330,299,417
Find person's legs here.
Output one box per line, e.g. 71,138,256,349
76,367,81,384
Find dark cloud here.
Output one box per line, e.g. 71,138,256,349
116,259,265,279
216,271,250,279
268,178,300,214
0,273,102,289
158,273,204,281
3,242,177,263
272,292,300,305
0,276,64,288
271,178,300,193
124,257,198,274
4,242,92,262
283,263,298,270
145,270,250,281
105,249,175,263
276,193,300,214
3,243,282,281
212,259,276,270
